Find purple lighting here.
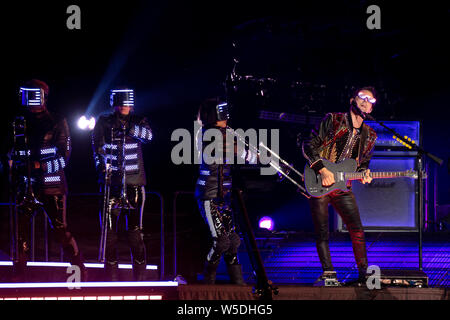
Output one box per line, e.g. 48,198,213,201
0,281,178,289
259,217,274,231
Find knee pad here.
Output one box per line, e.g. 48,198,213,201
207,250,222,265
214,234,231,254
206,235,230,264
223,253,239,265
228,233,241,249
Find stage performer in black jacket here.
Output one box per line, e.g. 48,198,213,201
302,86,378,285
7,79,86,281
92,88,153,281
194,98,259,285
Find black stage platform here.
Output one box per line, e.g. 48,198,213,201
0,231,448,300
177,284,449,300
0,282,447,301
0,263,448,300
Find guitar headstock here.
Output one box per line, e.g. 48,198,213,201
405,169,427,179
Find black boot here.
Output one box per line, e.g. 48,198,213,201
70,253,88,282
314,270,340,286
227,264,245,285
12,258,27,282
316,241,334,272
203,261,219,284
342,269,368,287
12,242,29,282
105,261,119,281
133,261,147,281
357,267,368,285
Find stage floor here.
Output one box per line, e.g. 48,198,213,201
0,258,448,300
209,232,450,288
0,282,447,301
0,229,448,300
177,284,449,300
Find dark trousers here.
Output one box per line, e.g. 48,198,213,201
15,194,84,270
197,198,241,266
308,190,368,274
104,185,146,266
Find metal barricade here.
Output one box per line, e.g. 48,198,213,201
3,202,52,262
30,208,51,262
146,191,165,280
89,190,165,280
4,189,165,280
1,202,15,260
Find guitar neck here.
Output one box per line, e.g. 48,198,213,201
345,171,409,181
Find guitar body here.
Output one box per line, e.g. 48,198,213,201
304,159,358,198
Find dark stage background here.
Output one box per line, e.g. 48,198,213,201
0,1,449,277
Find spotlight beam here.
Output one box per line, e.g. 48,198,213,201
85,3,162,116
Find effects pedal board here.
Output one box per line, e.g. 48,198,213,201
314,271,341,287
378,269,429,288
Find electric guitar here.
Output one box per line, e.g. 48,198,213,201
304,158,424,198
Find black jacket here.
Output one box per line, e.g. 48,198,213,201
194,126,257,201
7,109,71,195
92,111,152,186
302,112,377,173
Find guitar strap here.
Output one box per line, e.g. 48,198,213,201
357,123,369,168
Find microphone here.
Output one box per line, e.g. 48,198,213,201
351,100,374,120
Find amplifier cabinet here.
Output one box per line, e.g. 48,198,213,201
337,152,419,232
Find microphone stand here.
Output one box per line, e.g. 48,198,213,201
11,117,47,262
98,128,114,262
357,108,443,271
234,189,278,300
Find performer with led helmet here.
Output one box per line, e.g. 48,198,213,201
302,86,378,285
195,98,258,285
6,79,86,280
92,87,153,281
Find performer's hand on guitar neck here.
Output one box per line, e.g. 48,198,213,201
319,167,335,187
360,169,372,184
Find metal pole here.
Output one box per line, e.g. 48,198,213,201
433,164,437,232
171,191,195,279
31,215,35,262
158,192,164,281
418,155,423,271
425,161,429,231
147,191,164,281
173,192,178,278
98,183,111,262
14,205,19,262
9,201,15,261
44,211,48,262
234,188,276,300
